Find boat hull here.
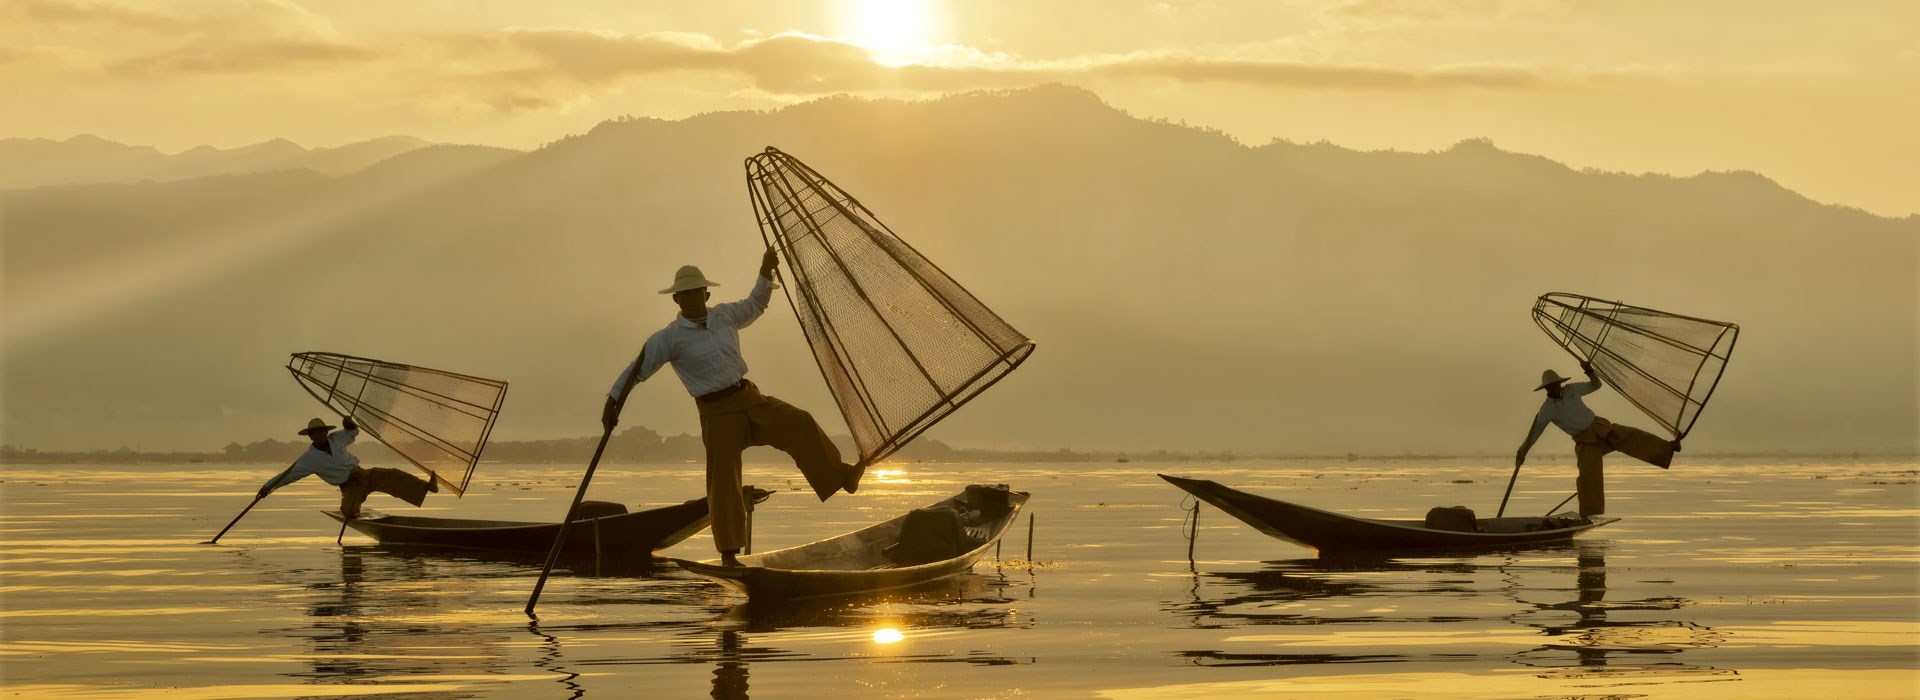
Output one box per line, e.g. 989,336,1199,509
324,498,717,555
672,486,1030,601
1159,474,1616,555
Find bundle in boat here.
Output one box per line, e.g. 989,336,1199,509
1532,293,1739,439
288,352,507,496
744,147,1035,467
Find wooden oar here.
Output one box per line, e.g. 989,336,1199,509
524,423,617,617
1496,462,1523,517
203,462,295,544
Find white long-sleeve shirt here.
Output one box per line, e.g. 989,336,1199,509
1518,379,1602,455
610,275,774,400
262,427,361,494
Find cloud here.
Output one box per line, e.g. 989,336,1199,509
419,30,1572,111
1330,0,1574,23
3,11,1604,115
3,0,338,37
114,38,380,75
1096,57,1550,90
7,0,368,76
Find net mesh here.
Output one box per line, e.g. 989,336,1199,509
1532,293,1738,438
287,352,508,495
745,148,1035,466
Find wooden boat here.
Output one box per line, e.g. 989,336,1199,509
670,485,1030,601
1160,474,1616,555
324,489,772,556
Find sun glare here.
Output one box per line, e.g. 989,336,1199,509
844,0,936,65
872,628,906,644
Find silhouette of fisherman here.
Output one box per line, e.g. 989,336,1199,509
1515,361,1682,517
256,416,437,518
603,249,862,567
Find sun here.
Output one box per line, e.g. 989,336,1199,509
843,0,937,65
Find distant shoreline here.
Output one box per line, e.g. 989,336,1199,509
2,435,1910,466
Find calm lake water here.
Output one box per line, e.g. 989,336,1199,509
2,457,1917,699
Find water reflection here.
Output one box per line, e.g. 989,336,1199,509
550,569,1041,699
282,547,514,683
713,629,751,699
717,570,1032,633
1169,556,1480,629
1166,542,1738,686
526,621,587,700
1506,542,1738,686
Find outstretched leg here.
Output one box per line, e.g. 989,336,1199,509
360,467,431,506
745,392,854,501
1602,421,1675,469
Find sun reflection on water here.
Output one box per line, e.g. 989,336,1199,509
872,628,905,644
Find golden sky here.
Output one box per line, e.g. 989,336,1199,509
4,0,1916,216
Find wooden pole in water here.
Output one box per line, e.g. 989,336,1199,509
336,515,351,545
1025,512,1035,563
525,424,616,617
203,462,295,545
1496,463,1524,517
1187,502,1199,562
593,516,603,577
1548,491,1579,517
205,495,267,545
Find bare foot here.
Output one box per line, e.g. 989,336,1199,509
843,463,865,494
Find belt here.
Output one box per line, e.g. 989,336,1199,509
696,380,749,404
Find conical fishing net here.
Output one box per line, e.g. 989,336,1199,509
744,148,1035,467
288,352,508,495
1533,293,1739,439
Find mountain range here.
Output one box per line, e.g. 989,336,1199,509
2,86,1914,456
0,134,447,190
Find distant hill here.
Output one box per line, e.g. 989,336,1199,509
2,86,1914,456
0,134,439,189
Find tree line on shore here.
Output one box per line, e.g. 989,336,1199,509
0,425,1249,465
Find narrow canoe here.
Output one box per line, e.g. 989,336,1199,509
671,485,1030,601
324,489,772,556
1159,474,1616,555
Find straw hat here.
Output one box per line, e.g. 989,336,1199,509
298,417,336,436
1536,369,1571,391
659,265,721,295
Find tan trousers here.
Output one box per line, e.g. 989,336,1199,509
339,466,431,518
697,380,849,553
1572,416,1674,516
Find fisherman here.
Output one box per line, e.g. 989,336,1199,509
256,415,437,518
1515,361,1681,517
603,249,862,567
